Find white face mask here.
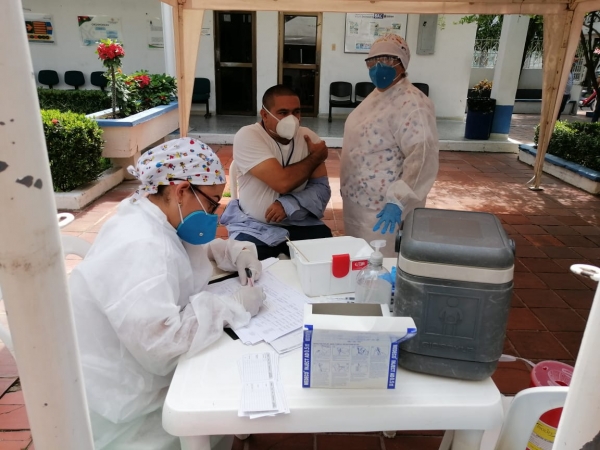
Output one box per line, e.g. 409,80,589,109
262,105,300,140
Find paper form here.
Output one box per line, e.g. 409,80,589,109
206,271,310,344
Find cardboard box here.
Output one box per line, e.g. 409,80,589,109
287,236,373,296
302,303,416,389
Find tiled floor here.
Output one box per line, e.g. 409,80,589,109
1,115,599,449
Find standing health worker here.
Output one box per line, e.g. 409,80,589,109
69,138,265,449
341,34,439,256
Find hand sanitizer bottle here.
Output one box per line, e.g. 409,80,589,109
354,240,393,307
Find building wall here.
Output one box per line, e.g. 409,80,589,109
470,68,544,90
25,0,165,90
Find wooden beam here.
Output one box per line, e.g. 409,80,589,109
532,9,584,189
160,0,179,7
185,0,566,15
572,0,600,12
173,6,204,138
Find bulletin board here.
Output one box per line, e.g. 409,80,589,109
78,15,122,46
24,13,55,44
344,13,408,54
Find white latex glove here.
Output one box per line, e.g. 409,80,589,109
232,286,266,317
235,249,262,286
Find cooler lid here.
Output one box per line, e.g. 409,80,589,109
400,208,514,269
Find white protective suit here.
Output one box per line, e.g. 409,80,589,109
69,197,253,449
341,77,439,256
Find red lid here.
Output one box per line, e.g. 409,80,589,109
331,254,350,279
530,361,574,388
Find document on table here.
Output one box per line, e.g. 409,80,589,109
206,270,310,345
238,352,289,418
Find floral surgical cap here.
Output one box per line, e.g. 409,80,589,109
127,137,226,202
367,34,410,70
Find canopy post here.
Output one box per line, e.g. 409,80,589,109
0,1,94,448
172,1,204,138
531,10,583,190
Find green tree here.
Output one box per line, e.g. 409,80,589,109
580,12,600,96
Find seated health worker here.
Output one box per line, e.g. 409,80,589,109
69,138,265,450
341,34,439,257
220,85,332,260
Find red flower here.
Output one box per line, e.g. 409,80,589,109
51,119,58,125
133,74,151,88
96,41,125,61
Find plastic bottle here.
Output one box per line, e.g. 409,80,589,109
355,240,393,307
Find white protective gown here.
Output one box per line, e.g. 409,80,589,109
341,77,439,257
69,198,253,449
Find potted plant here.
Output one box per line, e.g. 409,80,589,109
88,39,179,174
465,79,496,140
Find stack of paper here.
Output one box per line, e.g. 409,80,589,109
206,266,310,354
238,352,289,418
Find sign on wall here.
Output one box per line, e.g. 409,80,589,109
344,13,408,54
78,15,122,46
147,18,163,48
25,13,55,44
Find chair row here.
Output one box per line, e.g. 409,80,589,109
38,70,108,91
328,81,430,122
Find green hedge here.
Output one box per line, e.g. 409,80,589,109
534,121,600,172
38,89,111,114
42,110,110,192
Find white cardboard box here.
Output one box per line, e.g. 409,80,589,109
287,236,373,296
302,303,416,389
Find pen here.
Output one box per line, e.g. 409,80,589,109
245,268,254,287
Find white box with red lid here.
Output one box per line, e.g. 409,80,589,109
286,236,373,296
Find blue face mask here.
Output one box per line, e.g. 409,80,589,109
369,62,400,90
176,188,218,245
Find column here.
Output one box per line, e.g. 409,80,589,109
490,15,530,135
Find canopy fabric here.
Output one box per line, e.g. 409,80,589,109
165,0,600,189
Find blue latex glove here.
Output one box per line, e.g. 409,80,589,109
373,203,402,235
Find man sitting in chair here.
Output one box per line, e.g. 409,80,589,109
221,85,332,260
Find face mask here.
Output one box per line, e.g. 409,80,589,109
262,105,300,140
176,188,218,245
369,62,401,90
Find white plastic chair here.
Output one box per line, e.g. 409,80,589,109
0,235,91,357
228,160,239,200
57,212,75,229
438,386,568,450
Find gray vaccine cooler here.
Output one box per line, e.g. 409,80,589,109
394,208,514,381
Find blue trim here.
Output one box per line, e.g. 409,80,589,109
89,101,178,128
302,325,313,388
519,144,600,182
491,104,513,134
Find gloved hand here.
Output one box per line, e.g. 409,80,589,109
373,203,402,235
235,249,262,286
232,286,266,317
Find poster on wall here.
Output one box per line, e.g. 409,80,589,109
78,15,122,46
25,13,55,44
147,18,163,48
344,13,408,54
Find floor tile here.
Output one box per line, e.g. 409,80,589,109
507,308,545,330
553,332,584,359
535,273,588,290
0,405,29,430
513,272,547,289
572,247,600,260
528,216,563,226
571,226,600,236
555,216,591,226
0,380,17,400
384,435,443,450
575,309,590,320
520,258,566,273
539,247,584,259
555,289,594,309
0,440,32,450
506,331,571,359
317,434,381,450
514,289,568,308
515,246,547,258
246,434,313,450
491,361,532,395
0,432,31,442
0,392,24,406
540,225,580,235
524,235,564,247
555,236,597,247
512,225,547,235
499,215,531,225
531,308,587,332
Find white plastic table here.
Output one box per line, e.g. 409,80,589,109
163,260,503,450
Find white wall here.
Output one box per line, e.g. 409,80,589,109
25,0,165,89
319,13,476,119
256,12,279,109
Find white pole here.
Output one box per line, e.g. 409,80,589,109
0,1,94,449
553,264,600,449
161,2,177,77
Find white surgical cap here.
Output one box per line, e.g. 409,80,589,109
127,137,226,202
367,34,410,70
